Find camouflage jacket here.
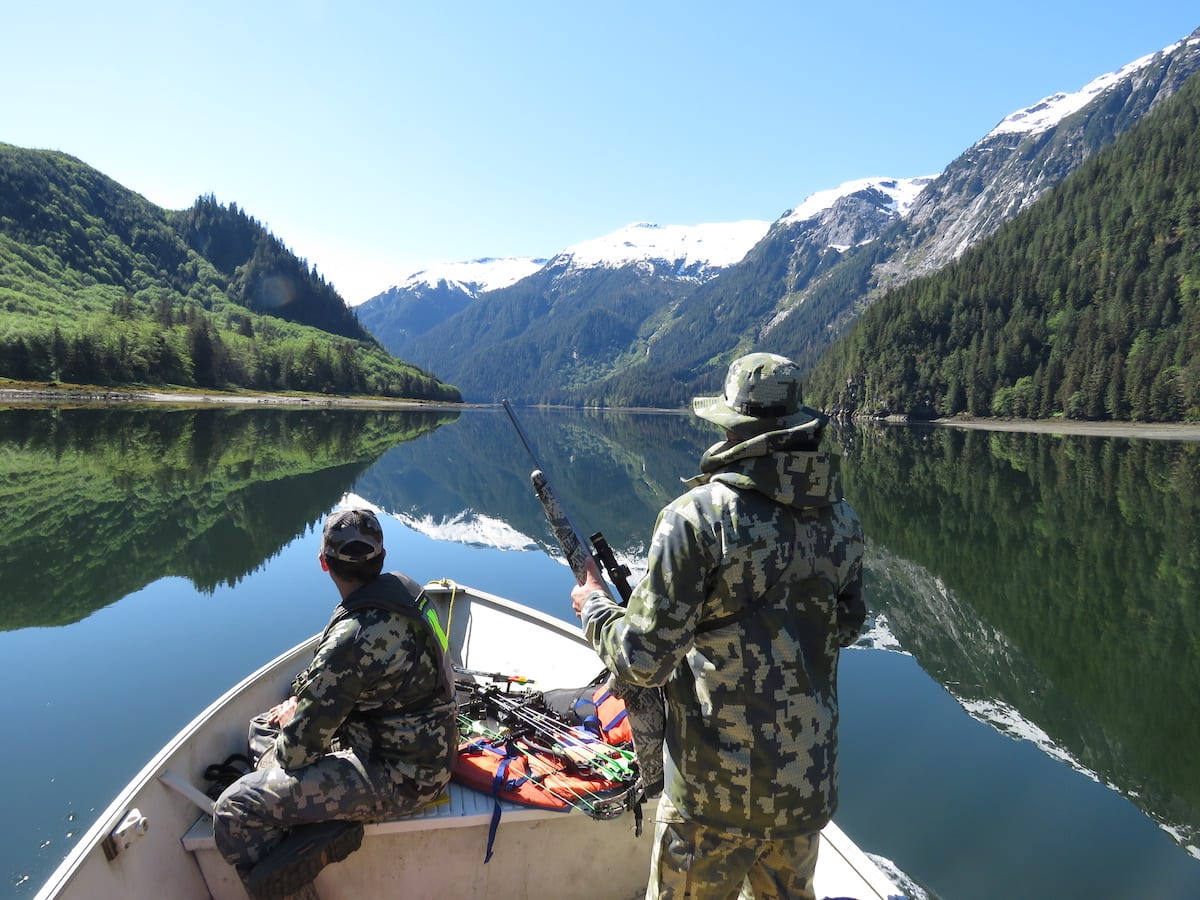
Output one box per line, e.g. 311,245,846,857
581,427,865,838
275,573,457,792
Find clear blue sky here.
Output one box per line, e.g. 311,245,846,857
3,2,1197,303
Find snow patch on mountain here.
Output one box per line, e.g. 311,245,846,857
555,220,770,274
335,491,539,552
987,36,1193,138
959,696,1098,775
780,176,934,226
854,612,909,654
395,510,539,551
388,256,547,296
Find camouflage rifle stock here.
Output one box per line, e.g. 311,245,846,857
502,400,632,600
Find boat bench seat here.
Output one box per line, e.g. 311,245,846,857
181,779,652,900
181,779,567,852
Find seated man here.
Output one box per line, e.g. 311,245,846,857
213,508,457,898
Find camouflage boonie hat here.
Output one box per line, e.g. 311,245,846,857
322,508,384,562
692,352,823,438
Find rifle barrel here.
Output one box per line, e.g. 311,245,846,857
501,399,544,469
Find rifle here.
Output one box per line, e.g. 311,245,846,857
501,400,666,813
501,400,633,601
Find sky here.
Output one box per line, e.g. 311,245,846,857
3,2,1198,305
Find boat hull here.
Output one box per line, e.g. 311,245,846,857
35,581,900,900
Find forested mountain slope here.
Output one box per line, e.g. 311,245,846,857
803,69,1200,423
0,145,460,400
403,256,702,404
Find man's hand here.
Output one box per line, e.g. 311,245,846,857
265,696,299,726
570,556,609,617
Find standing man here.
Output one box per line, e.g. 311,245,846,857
214,508,457,899
571,353,865,900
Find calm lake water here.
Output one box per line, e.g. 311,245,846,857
1,404,1198,899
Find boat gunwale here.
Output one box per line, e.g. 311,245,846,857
34,581,588,898
33,635,320,899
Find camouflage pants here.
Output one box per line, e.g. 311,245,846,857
646,816,819,900
212,714,441,869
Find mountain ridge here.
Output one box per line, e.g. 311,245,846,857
802,58,1200,423
362,176,931,397
363,27,1200,410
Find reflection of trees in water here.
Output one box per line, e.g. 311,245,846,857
18,406,1193,853
842,425,1200,854
0,406,456,629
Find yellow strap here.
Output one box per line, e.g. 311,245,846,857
421,578,458,652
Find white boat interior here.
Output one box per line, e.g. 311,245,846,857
34,581,901,900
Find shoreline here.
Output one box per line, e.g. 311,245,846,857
4,385,1200,441
0,385,478,411
921,415,1200,442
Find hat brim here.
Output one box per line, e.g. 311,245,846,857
692,396,824,438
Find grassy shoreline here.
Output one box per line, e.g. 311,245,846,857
4,382,1199,440
924,415,1200,442
0,381,475,411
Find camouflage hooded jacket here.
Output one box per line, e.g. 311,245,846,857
581,426,865,838
274,573,457,794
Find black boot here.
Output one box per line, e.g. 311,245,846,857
242,820,364,899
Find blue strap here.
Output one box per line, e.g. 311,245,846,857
590,689,629,736
484,741,522,863
567,694,598,737
603,707,628,731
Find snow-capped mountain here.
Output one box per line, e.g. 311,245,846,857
886,30,1200,284
386,256,547,297
780,176,932,229
356,256,547,346
385,213,770,399
598,174,943,407
358,220,771,356
987,36,1197,138
365,27,1200,405
361,220,771,362
767,175,937,265
358,195,891,361
753,27,1200,374
549,220,769,279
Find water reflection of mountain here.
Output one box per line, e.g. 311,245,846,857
842,425,1200,856
0,406,456,630
353,407,715,564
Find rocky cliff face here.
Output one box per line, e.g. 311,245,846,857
869,30,1200,294
780,184,923,285
756,30,1200,375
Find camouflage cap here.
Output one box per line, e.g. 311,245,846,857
692,352,823,438
322,508,384,562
